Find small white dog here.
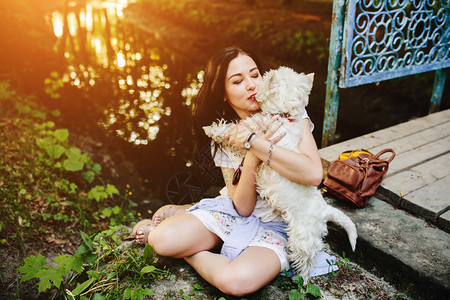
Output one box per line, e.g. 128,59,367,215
203,67,357,281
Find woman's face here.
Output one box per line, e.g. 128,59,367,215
224,54,263,119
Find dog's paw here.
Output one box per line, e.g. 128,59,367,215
202,119,230,143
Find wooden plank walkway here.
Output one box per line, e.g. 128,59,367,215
319,109,450,232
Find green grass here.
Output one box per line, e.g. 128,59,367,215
18,227,167,299
0,81,167,298
0,81,137,253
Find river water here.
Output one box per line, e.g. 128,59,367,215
49,0,229,202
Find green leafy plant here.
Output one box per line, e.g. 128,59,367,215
320,252,360,297
326,251,352,278
179,283,205,299
0,81,14,101
19,226,167,299
44,71,64,99
0,82,135,253
289,276,321,300
123,285,154,300
35,121,103,178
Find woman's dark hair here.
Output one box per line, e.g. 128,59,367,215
192,46,266,154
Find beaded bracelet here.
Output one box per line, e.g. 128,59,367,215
266,141,274,165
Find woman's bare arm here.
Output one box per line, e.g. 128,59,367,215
249,119,323,186
220,151,260,217
226,118,323,187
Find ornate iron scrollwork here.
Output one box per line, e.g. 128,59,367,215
340,0,450,87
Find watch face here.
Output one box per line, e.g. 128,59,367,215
244,142,251,149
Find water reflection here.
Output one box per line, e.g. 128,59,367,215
51,0,199,146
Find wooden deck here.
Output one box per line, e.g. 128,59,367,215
319,109,450,232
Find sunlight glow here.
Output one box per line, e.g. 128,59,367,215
148,126,159,140
182,71,202,106
130,131,137,142
67,13,78,36
137,79,149,89
52,13,63,38
111,38,118,47
50,0,184,145
117,52,126,68
79,11,86,28
93,38,102,51
126,75,133,85
85,5,93,31
109,114,117,124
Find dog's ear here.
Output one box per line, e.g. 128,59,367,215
303,73,314,93
288,72,314,114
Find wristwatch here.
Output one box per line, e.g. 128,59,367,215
244,132,256,150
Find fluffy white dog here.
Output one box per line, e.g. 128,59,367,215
203,67,357,281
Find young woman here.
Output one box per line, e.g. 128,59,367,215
134,46,323,296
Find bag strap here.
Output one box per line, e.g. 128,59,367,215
374,148,396,162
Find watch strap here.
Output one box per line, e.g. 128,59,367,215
246,132,256,143
244,132,256,149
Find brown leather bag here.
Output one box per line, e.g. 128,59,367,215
323,149,395,208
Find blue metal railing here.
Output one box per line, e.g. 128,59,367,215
322,0,450,147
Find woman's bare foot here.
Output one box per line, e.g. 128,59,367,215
133,220,156,244
151,204,192,225
132,204,191,245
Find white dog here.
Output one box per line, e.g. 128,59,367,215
203,67,357,281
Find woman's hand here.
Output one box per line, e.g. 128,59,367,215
249,118,323,186
224,121,252,149
224,115,285,150
254,115,285,145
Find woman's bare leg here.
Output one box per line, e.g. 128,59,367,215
152,204,192,224
148,213,221,258
146,213,281,296
184,246,281,296
133,204,192,243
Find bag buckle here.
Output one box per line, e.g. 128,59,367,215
356,157,369,166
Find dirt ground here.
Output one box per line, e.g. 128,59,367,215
1,233,412,300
